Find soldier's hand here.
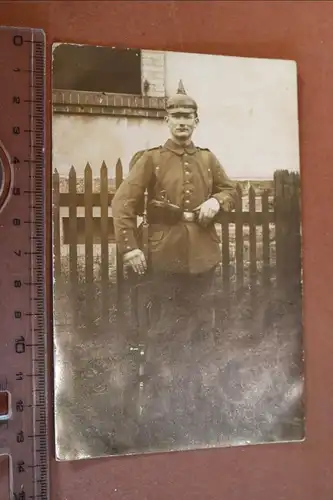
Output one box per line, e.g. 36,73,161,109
123,248,147,275
194,198,220,226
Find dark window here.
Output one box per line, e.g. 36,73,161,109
53,44,141,95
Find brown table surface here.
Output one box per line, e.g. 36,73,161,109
0,1,332,499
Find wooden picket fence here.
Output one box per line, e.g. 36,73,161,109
52,160,301,328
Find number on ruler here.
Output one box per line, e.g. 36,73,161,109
13,96,20,104
16,430,24,443
16,400,24,412
15,336,25,354
16,460,25,473
13,35,23,46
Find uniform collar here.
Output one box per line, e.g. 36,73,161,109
164,139,197,155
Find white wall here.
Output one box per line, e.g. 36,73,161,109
52,51,300,181
52,115,167,178
164,51,300,179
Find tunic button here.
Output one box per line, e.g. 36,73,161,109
185,171,190,175
185,200,190,204
125,238,129,242
185,190,190,194
126,246,131,250
184,162,189,166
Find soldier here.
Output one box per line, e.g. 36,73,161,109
112,81,238,447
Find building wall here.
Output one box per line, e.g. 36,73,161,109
141,50,165,97
52,50,300,181
52,114,167,179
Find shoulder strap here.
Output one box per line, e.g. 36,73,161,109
129,146,162,170
197,146,212,159
129,150,146,170
197,147,213,166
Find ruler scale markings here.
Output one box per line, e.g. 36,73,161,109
0,27,48,500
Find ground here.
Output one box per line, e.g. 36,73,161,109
53,272,304,461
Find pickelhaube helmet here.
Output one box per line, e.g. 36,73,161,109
165,80,198,114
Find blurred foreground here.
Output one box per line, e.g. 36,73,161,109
53,275,304,461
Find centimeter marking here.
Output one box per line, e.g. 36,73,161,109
0,27,48,500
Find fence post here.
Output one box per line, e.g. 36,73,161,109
84,162,94,323
100,161,109,324
248,185,257,311
221,214,230,313
115,158,124,313
288,171,302,292
52,169,61,281
235,184,244,293
291,171,302,282
68,166,78,325
274,170,301,296
261,189,271,289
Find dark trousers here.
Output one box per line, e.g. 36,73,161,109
134,267,219,448
146,267,216,347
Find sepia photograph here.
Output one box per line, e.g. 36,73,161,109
51,43,304,461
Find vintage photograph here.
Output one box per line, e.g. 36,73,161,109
52,43,304,461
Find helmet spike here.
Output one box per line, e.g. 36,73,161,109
177,79,187,95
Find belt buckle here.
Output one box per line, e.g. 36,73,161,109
183,211,195,222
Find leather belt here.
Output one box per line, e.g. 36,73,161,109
181,211,197,222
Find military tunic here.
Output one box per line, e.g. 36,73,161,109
112,139,238,275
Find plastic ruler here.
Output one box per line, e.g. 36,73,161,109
0,26,49,500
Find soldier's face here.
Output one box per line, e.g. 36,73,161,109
165,111,198,141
